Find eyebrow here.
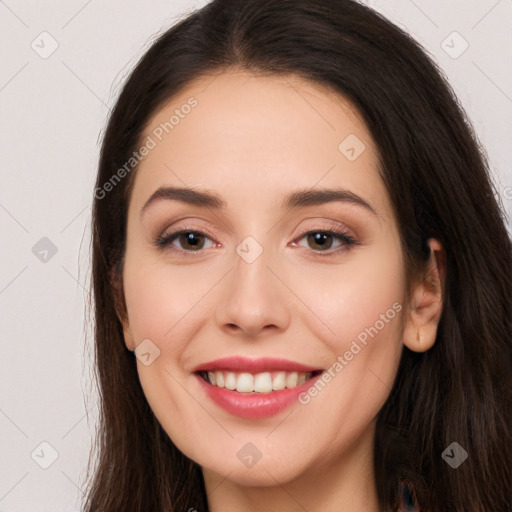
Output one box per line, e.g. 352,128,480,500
140,186,378,218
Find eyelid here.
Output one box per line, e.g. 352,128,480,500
292,221,356,240
290,225,359,255
155,225,219,251
154,221,359,257
157,220,353,242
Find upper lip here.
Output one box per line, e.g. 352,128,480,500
193,356,323,373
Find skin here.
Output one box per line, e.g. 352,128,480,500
119,70,445,512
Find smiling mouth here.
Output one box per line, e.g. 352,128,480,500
197,369,323,394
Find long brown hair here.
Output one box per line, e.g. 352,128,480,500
85,1,512,510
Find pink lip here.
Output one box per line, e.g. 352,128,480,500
192,356,322,373
194,371,324,420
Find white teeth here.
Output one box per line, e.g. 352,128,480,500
214,370,224,387
225,372,237,390
204,370,314,393
236,373,253,392
286,372,298,388
254,372,273,393
272,371,286,391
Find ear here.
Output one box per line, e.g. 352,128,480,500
120,319,136,352
110,265,135,352
402,238,446,352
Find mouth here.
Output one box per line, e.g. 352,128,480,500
194,367,325,419
192,356,325,418
196,369,324,394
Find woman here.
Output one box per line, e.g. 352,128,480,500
85,1,512,510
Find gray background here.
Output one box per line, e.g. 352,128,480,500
0,1,511,510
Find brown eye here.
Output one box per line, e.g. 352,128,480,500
177,232,206,250
307,232,335,250
155,230,214,252
294,229,357,253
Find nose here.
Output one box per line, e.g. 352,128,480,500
214,244,291,338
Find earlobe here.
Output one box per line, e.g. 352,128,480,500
109,265,135,352
402,238,446,353
115,302,135,352
122,322,135,352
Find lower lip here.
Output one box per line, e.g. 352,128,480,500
195,372,323,419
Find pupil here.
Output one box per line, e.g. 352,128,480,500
309,232,332,249
178,232,335,251
183,232,202,248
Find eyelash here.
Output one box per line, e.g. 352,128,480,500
154,226,359,257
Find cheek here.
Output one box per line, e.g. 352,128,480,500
122,255,209,344
287,236,406,351
289,248,405,454
283,235,406,424
121,256,207,441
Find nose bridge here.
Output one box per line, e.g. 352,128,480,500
234,238,271,295
214,234,290,336
231,235,276,310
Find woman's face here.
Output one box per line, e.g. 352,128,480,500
120,71,407,487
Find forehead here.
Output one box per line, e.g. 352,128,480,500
129,70,391,221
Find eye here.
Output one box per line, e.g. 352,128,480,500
154,229,215,252
154,227,358,255
292,228,358,254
